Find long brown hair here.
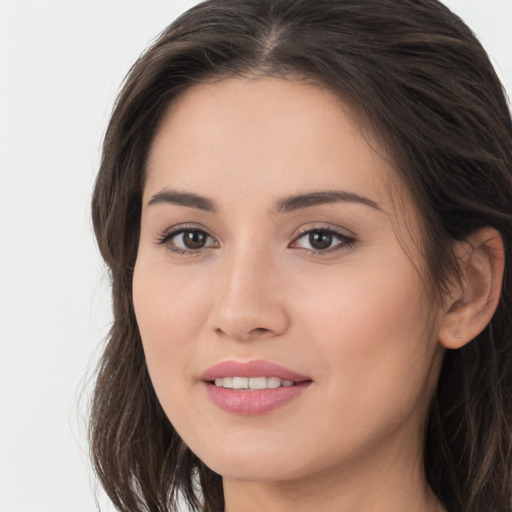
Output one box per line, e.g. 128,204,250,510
90,1,512,511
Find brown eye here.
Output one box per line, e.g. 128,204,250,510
291,227,356,254
309,230,333,250
182,230,208,249
158,228,218,254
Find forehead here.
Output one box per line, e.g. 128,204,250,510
145,77,406,213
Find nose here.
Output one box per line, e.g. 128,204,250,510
208,246,289,342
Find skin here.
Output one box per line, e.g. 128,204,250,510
133,77,451,512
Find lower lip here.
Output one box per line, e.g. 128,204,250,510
204,382,311,415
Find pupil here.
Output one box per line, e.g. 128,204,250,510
184,231,206,249
309,230,332,250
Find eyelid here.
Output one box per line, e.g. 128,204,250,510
155,223,219,254
289,223,357,254
154,222,357,256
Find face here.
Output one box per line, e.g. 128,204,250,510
133,77,446,485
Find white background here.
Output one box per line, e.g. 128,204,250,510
0,1,510,511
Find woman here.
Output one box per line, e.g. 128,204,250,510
89,1,512,511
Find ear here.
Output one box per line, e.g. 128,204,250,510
438,227,504,349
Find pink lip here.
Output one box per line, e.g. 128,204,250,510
200,360,312,416
200,359,310,382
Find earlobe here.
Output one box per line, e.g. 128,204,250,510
438,227,504,350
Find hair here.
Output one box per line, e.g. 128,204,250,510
90,1,512,511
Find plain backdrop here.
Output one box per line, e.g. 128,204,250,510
0,1,510,511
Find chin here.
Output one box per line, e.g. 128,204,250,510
183,430,311,482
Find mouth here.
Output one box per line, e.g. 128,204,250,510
200,358,310,382
200,360,312,415
212,376,297,389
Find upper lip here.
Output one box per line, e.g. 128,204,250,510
200,359,311,382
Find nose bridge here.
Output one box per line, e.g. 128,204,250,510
223,237,267,298
210,234,288,341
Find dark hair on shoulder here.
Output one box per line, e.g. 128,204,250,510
90,1,512,511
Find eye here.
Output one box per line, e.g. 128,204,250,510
157,227,218,254
290,227,356,254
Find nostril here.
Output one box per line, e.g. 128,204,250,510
249,327,271,335
214,325,273,342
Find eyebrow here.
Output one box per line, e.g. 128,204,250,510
147,188,381,213
275,190,382,213
148,189,217,212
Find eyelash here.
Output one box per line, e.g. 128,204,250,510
155,225,217,255
290,226,357,255
155,225,357,256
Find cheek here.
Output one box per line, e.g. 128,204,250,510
132,260,211,383
132,260,217,436
294,257,438,405
282,262,442,470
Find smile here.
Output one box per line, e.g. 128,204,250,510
201,360,311,414
213,376,296,389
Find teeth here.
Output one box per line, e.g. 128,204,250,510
267,377,281,388
213,377,296,389
249,377,266,389
232,377,249,389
